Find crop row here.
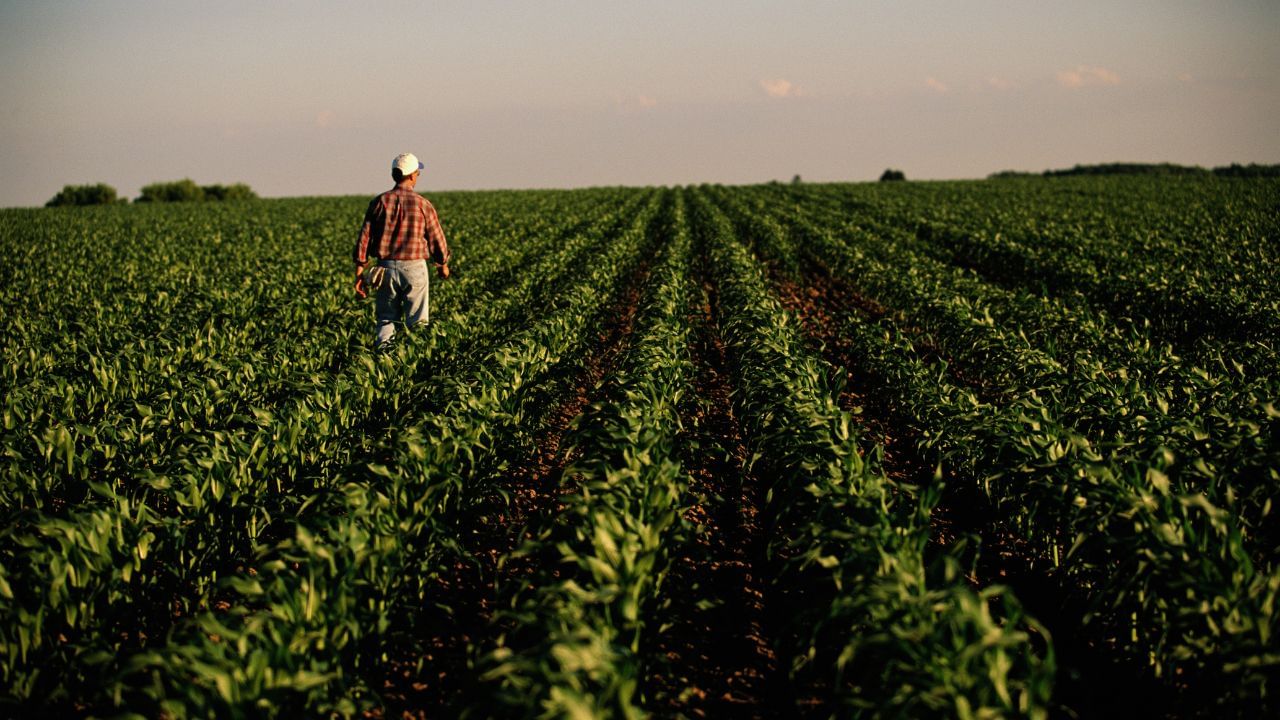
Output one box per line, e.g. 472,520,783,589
2,178,1274,715
714,183,1278,710
0,189,646,512
786,178,1280,345
100,190,663,715
0,188,659,711
470,190,696,718
717,184,1279,558
692,189,1055,717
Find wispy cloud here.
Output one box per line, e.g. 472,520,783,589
760,78,803,98
1177,72,1194,83
1056,65,1121,88
924,76,949,93
613,93,658,113
315,110,336,129
985,76,1015,91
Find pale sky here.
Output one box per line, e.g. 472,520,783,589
2,0,1277,206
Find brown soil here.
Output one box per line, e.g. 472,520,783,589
370,260,653,718
643,269,790,717
770,259,937,507
767,255,1186,720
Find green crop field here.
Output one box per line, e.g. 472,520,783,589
1,177,1277,718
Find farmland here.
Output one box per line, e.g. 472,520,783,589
1,176,1277,717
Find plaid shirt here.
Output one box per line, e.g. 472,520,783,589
353,184,450,266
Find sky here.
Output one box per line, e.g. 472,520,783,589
1,0,1278,206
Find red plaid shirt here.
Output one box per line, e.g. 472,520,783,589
353,184,450,266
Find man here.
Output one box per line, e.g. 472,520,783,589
353,152,451,350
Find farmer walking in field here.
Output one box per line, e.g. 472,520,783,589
353,152,451,350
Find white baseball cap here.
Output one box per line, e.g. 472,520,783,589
392,152,424,175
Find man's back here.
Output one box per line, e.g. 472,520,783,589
354,184,448,265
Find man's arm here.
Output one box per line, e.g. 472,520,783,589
354,196,385,268
423,199,450,277
353,197,382,296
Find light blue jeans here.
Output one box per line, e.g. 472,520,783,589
375,259,429,348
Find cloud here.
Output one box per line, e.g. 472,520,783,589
613,94,658,113
760,78,802,98
1056,65,1121,88
986,76,1014,91
1177,72,1194,83
925,76,949,93
315,110,336,129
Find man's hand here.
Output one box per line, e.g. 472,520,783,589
353,264,368,298
439,263,450,279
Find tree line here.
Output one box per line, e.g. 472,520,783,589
46,179,258,207
989,162,1280,179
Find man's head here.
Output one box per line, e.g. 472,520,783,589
392,152,424,184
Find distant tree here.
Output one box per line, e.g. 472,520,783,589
791,174,803,184
879,169,906,182
1212,163,1280,178
990,162,1280,179
201,182,258,201
137,179,205,203
1042,163,1208,177
45,183,118,207
136,179,258,202
988,170,1037,179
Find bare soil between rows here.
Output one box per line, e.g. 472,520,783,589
371,258,653,718
771,253,1193,720
370,205,1194,718
641,268,790,717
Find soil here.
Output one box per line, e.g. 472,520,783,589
770,257,936,506
370,206,1192,719
642,268,790,717
767,254,1190,720
370,259,652,718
